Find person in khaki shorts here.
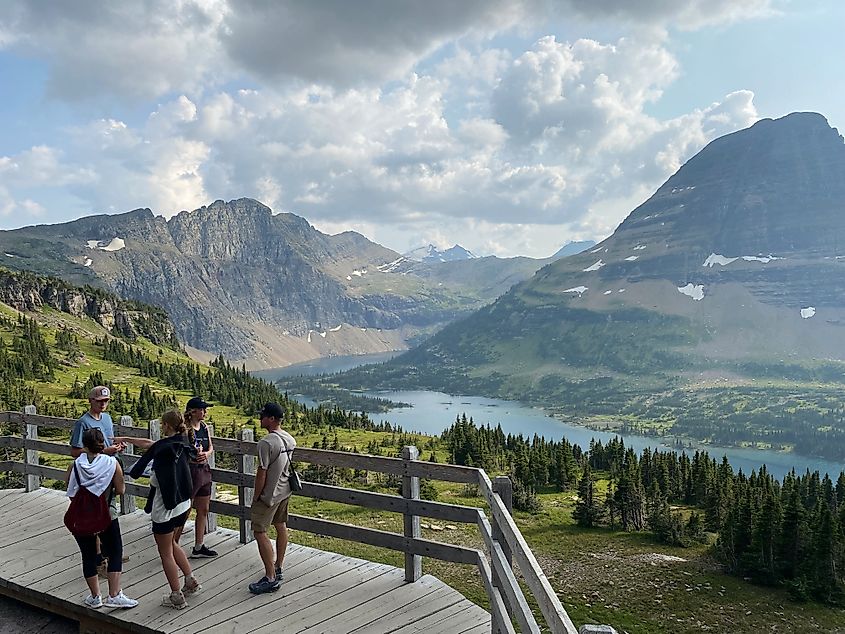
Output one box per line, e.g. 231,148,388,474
248,402,297,594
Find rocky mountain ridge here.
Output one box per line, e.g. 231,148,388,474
0,199,554,368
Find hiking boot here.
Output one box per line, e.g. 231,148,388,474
83,594,102,609
161,590,187,610
103,591,138,609
190,544,218,558
248,576,280,594
182,575,202,595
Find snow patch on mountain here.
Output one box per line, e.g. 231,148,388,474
801,307,816,319
86,238,126,252
377,257,406,273
678,284,704,301
562,286,588,296
704,253,780,267
703,254,738,267
583,260,605,272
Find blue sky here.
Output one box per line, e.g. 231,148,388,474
0,0,842,258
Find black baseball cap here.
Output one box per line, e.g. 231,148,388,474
258,402,284,419
186,397,213,410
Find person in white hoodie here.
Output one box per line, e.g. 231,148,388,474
65,428,138,609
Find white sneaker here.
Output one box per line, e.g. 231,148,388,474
83,594,102,609
103,591,138,609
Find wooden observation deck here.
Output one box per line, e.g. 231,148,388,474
0,408,590,633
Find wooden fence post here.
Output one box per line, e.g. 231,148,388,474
238,428,255,544
23,405,38,492
491,475,514,633
402,445,421,582
492,476,514,566
206,423,217,533
119,415,136,514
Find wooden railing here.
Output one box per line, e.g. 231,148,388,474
0,407,602,634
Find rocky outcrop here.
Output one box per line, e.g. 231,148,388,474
0,268,179,347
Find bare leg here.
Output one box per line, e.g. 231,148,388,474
106,571,122,597
194,496,210,546
274,522,288,570
172,533,194,578
255,530,276,580
154,532,181,592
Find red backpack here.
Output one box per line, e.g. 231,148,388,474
64,462,112,537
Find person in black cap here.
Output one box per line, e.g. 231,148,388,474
184,397,217,558
248,402,296,594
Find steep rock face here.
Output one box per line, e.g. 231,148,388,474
0,198,551,367
358,113,845,401
0,268,178,346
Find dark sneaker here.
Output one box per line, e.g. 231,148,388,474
190,544,218,558
248,576,280,594
275,567,283,582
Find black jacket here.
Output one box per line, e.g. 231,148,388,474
129,434,197,511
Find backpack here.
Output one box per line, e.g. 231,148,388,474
63,462,112,537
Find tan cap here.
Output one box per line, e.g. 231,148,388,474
88,386,111,401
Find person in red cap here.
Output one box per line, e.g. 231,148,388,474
184,396,217,558
248,402,296,594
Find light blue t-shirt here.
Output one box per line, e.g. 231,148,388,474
70,411,115,448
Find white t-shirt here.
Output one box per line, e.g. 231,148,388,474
150,471,191,523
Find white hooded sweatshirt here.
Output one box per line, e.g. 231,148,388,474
67,453,117,498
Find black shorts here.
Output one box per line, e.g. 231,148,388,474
152,510,189,535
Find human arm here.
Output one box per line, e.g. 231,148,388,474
103,442,125,456
114,436,154,450
112,461,126,495
254,467,267,499
128,442,156,479
69,421,84,458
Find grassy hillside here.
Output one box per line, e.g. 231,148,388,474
2,301,845,632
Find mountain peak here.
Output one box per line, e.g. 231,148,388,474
404,243,477,262
618,111,845,255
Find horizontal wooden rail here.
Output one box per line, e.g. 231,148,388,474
288,514,479,565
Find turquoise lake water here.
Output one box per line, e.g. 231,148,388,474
254,353,845,481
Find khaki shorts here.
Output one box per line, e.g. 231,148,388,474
250,496,290,533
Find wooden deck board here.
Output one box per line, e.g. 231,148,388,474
0,487,491,633
176,549,365,633
311,575,457,634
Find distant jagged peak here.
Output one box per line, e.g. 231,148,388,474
404,243,477,262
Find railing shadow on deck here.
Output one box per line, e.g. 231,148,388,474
0,407,616,634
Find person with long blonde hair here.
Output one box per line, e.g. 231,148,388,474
122,410,201,609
